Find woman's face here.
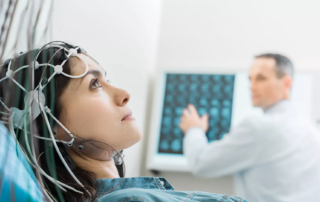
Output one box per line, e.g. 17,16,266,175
57,54,142,151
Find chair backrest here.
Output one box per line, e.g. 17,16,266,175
0,122,43,202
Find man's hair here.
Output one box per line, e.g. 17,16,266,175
255,53,294,78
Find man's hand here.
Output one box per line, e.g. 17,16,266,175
179,104,209,134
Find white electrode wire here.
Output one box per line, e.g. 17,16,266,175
9,111,31,161
60,47,78,66
45,71,56,85
1,117,9,120
33,42,67,64
10,112,83,194
14,65,29,73
39,103,88,196
10,132,56,202
9,111,84,194
44,107,71,134
60,54,88,79
0,99,10,111
33,135,73,145
40,47,89,82
31,43,67,89
0,76,8,83
37,84,73,142
38,47,63,88
1,121,8,124
14,64,55,74
9,111,17,138
43,107,75,146
28,70,50,202
0,59,28,93
0,111,9,115
0,59,10,83
41,186,55,202
0,60,11,82
10,77,27,92
7,59,12,70
22,135,83,193
1,117,9,122
46,45,69,52
32,43,88,90
23,105,34,158
33,135,57,141
26,155,68,192
34,44,88,79
40,63,55,68
9,113,65,192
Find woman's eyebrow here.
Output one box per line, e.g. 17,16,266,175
79,70,102,84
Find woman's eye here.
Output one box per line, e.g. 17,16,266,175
91,79,102,89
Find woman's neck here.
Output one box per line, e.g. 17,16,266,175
69,150,120,179
90,159,120,179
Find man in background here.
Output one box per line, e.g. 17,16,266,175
179,53,320,202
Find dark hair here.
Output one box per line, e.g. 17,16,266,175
0,45,97,202
255,53,294,78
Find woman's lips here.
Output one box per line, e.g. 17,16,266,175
121,111,135,121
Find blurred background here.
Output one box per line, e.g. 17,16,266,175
1,0,320,196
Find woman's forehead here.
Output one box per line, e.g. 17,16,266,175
71,53,105,76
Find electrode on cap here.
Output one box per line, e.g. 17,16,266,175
69,48,78,56
44,106,51,113
54,65,63,74
78,47,87,53
32,61,40,70
6,70,14,78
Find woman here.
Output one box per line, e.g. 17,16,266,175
0,41,246,202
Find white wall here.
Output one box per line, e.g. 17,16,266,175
52,0,162,177
156,0,320,70
141,0,320,195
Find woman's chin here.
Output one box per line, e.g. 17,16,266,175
121,132,143,150
130,124,143,141
132,131,143,144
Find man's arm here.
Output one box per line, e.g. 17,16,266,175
180,104,261,178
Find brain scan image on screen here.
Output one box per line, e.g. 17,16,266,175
158,73,235,155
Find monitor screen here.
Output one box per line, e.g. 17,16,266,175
158,73,235,155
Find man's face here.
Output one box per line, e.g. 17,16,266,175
249,57,290,110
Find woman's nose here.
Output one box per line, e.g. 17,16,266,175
114,87,130,106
